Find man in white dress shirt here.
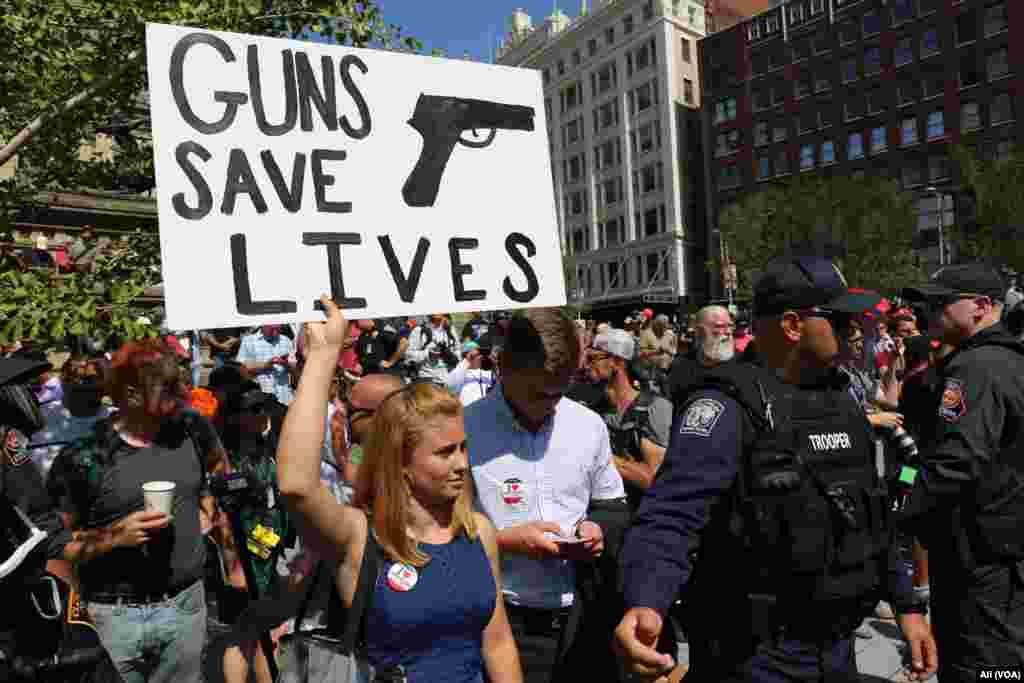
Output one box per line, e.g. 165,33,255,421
465,308,627,683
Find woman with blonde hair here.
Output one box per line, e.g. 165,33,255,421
277,297,522,683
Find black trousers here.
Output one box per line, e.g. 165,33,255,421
505,603,572,683
932,561,1024,682
688,630,858,683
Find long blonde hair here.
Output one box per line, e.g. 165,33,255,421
354,382,477,567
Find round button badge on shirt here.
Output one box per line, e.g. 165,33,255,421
387,562,419,592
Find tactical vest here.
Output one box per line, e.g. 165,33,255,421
946,336,1024,564
696,364,891,604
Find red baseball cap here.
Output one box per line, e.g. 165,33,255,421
642,308,654,320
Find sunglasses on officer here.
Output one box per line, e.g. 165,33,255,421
923,293,989,310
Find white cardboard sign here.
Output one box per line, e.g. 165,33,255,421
145,23,564,329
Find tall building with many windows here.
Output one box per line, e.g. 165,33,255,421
701,0,1021,291
497,0,718,318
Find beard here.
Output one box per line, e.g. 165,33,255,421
700,334,735,363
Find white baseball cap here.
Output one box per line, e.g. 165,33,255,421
592,328,635,361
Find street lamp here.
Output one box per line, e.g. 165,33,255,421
926,185,945,266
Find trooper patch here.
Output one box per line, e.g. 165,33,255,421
939,378,967,422
680,398,725,437
2,428,31,467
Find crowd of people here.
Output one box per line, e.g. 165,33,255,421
1,257,1023,683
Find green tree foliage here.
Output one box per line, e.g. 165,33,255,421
715,174,924,300
947,144,1024,271
0,0,421,347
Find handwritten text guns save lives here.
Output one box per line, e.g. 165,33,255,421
156,28,545,320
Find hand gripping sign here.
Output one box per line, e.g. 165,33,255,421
145,24,564,330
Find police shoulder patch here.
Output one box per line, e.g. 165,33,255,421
939,378,967,422
679,398,726,437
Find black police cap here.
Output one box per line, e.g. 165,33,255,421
754,255,881,316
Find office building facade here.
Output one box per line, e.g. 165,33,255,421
701,0,1022,287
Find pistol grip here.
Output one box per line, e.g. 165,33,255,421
403,133,460,208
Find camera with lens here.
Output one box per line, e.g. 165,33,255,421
438,342,459,371
206,470,268,507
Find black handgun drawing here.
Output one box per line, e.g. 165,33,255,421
402,94,535,207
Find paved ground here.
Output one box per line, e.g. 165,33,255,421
675,615,937,682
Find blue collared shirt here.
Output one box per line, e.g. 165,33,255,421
465,385,624,609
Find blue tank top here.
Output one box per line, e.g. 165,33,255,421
365,534,496,683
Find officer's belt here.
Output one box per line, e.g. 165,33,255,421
84,576,198,606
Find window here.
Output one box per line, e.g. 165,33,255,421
898,82,918,106
602,177,623,205
766,15,780,34
568,190,587,215
923,74,944,99
901,117,919,145
715,130,742,158
991,93,1014,124
922,28,940,56
773,123,788,142
893,0,915,23
895,37,914,66
769,50,786,70
902,162,923,188
795,73,812,99
822,140,835,164
633,42,655,72
800,143,816,170
645,251,664,281
597,98,619,130
840,20,859,44
597,62,617,94
643,0,654,21
757,155,772,180
927,110,945,139
566,118,582,143
558,60,566,76
755,121,770,146
573,50,582,67
563,81,581,111
867,88,885,114
775,148,790,174
956,9,977,45
799,112,816,134
605,26,615,45
863,11,881,36
865,46,882,75
635,122,661,154
988,48,1010,80
842,58,858,83
814,67,831,93
684,79,694,104
681,38,691,63
813,34,830,54
624,14,634,34
818,108,833,129
588,38,598,56
848,132,865,159
607,259,622,287
960,54,981,89
718,164,740,189
928,154,950,181
635,81,657,113
748,20,761,40
845,99,864,121
791,3,805,24
961,102,981,132
792,39,810,62
543,69,551,85
985,3,1008,36
754,88,770,111
714,97,737,124
640,162,665,193
811,0,825,15
571,228,588,254
870,126,888,154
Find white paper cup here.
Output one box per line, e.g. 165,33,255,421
142,481,176,516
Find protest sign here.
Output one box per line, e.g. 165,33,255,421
145,23,564,329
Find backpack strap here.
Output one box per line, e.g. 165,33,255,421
326,523,382,654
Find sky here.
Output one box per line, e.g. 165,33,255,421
378,1,584,62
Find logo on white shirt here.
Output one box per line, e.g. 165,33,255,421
501,477,529,510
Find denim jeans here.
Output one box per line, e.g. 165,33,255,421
86,580,206,683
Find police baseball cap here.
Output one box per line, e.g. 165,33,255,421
902,263,1006,302
754,256,881,316
592,329,635,361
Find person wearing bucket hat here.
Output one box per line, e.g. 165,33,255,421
616,255,935,682
900,263,1024,680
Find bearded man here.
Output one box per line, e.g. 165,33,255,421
664,305,737,408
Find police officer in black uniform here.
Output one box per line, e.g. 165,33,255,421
615,256,937,682
902,263,1024,681
0,356,118,681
